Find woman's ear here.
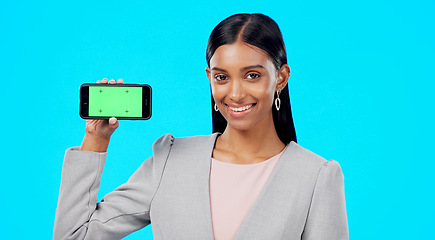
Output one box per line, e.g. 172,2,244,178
206,67,212,83
276,64,290,91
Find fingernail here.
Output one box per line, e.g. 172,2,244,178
109,118,117,125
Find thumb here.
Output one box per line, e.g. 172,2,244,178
108,117,119,129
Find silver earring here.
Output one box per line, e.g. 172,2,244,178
214,103,219,111
275,88,281,111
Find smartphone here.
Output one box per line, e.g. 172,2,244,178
79,83,152,120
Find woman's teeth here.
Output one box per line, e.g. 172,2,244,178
228,104,253,112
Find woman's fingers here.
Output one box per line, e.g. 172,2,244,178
84,79,122,141
97,78,122,84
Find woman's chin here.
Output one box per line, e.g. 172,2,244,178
224,121,257,132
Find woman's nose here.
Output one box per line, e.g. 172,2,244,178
229,80,246,102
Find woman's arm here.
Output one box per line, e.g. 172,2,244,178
53,134,174,239
301,160,349,240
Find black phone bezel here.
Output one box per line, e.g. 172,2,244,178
79,83,152,120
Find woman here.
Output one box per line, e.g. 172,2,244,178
54,13,348,240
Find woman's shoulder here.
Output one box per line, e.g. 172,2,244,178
285,141,343,173
173,133,220,142
152,133,218,151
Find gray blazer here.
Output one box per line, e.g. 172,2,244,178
54,133,348,240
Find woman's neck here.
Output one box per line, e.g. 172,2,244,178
214,117,286,164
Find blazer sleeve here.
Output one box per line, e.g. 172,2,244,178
53,134,174,240
301,160,349,240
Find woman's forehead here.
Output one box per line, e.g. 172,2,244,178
209,42,274,69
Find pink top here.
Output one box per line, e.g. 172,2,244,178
209,148,286,240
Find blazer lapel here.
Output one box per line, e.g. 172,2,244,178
190,133,219,239
150,133,219,239
233,142,321,240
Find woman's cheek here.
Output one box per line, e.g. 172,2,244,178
211,85,227,101
248,84,270,98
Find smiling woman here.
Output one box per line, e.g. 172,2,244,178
207,42,283,131
207,42,289,164
207,14,296,145
54,13,348,240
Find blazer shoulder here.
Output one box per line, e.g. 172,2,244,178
287,141,327,166
151,133,218,158
150,133,175,158
287,141,344,177
171,133,219,147
153,133,175,145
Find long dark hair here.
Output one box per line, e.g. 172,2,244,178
206,13,297,144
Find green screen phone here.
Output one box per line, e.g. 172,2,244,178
79,83,152,120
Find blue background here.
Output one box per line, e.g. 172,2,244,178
1,0,434,239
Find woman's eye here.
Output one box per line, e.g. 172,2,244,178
246,73,260,79
214,74,227,81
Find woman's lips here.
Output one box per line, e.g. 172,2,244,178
225,103,256,117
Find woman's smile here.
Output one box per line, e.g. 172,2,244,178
226,103,256,117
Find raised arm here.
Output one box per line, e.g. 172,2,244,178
53,134,173,239
53,78,173,239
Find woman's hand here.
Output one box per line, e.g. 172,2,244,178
80,78,124,152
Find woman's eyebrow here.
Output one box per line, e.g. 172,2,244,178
241,65,265,71
211,67,228,72
211,65,265,73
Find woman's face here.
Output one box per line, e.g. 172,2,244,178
206,41,288,132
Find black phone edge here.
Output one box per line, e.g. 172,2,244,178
79,83,152,120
